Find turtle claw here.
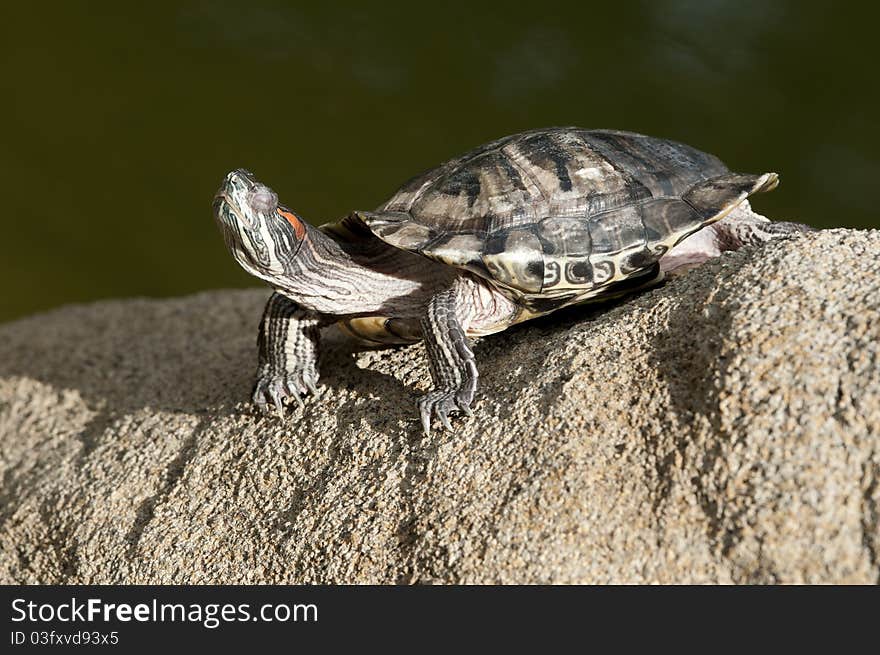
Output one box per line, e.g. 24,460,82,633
303,374,320,396
268,381,286,414
253,367,320,415
418,389,473,434
283,379,305,406
438,411,454,432
419,407,432,435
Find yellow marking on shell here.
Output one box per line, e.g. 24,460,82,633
423,233,484,267
337,317,420,346
512,268,668,326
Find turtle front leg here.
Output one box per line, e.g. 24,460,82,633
419,281,479,434
253,292,324,414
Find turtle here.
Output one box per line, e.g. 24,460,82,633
212,127,812,433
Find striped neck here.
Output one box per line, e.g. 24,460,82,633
270,221,430,316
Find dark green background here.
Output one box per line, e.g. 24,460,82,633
2,1,878,323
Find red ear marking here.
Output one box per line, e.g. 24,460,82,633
277,208,306,239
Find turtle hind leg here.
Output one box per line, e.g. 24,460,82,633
662,201,815,274
711,201,816,250
253,292,325,414
717,219,816,249
418,279,479,434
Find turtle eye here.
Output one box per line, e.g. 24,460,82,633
247,186,278,214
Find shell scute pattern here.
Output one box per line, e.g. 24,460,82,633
359,127,773,299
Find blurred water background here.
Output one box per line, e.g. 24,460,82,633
1,1,878,322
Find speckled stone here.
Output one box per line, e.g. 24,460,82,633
0,229,878,584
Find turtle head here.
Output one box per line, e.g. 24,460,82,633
212,169,308,282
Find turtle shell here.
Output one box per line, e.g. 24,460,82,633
358,128,778,296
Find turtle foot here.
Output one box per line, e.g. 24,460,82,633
253,367,320,415
418,387,474,434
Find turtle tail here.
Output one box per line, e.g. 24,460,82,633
683,172,779,223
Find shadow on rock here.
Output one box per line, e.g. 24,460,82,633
0,289,270,416
645,249,755,552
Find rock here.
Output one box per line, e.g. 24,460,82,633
0,229,878,584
